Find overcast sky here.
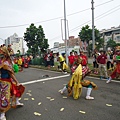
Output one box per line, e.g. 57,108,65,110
0,0,120,49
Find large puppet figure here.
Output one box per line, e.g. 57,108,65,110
60,56,97,100
0,46,25,120
106,46,120,83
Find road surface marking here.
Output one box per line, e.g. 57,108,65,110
87,76,120,83
30,67,62,73
21,74,70,85
21,74,120,86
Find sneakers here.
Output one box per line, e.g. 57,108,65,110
86,96,94,100
106,80,111,83
62,71,67,74
0,116,6,120
16,102,24,106
0,113,6,120
60,90,63,94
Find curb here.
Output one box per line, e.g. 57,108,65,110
29,65,120,81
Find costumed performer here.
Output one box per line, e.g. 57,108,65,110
106,46,120,83
60,56,97,100
57,52,68,74
0,46,25,120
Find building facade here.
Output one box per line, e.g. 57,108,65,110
5,33,24,54
100,26,120,46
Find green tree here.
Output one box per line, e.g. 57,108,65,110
78,25,92,46
106,39,116,49
78,25,102,56
24,23,49,56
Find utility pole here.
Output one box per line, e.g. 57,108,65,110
91,0,95,51
63,0,68,65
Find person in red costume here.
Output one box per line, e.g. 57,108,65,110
79,50,91,78
68,52,75,75
106,46,120,83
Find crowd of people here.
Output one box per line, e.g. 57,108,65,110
92,47,120,83
43,51,54,68
13,55,31,71
59,46,120,100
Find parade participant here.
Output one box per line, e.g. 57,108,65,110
0,46,25,120
60,56,97,100
96,50,108,80
106,46,120,83
57,52,68,74
79,50,91,78
17,56,23,71
68,52,75,75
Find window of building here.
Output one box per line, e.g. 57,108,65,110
116,36,120,41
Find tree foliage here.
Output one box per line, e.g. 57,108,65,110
24,23,49,56
78,25,103,51
106,39,117,49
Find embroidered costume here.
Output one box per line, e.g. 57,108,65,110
106,46,120,83
0,46,25,120
60,56,97,100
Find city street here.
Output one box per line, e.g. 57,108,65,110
7,68,120,120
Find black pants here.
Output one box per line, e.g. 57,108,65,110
107,61,113,69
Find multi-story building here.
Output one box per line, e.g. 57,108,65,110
51,36,83,55
100,26,120,46
5,33,24,54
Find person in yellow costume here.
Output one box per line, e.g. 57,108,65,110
60,56,97,100
57,52,68,74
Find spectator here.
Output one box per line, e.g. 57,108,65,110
92,49,100,74
96,50,108,80
107,48,114,70
50,51,54,67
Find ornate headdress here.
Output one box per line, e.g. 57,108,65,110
0,45,14,57
0,46,10,57
116,46,120,51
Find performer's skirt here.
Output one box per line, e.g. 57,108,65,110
0,78,25,112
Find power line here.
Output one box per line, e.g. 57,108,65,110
49,4,120,41
0,0,114,28
70,4,120,32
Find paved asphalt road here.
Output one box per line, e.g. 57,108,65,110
6,68,120,120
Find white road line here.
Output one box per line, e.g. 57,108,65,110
29,67,62,73
21,74,70,85
86,76,120,83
